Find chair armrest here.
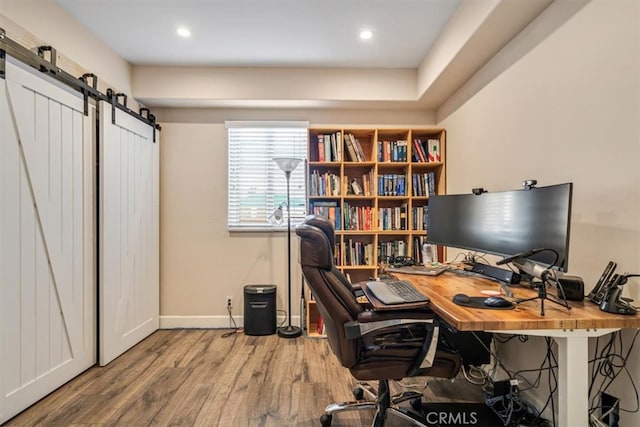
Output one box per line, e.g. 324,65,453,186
357,309,435,323
344,310,435,340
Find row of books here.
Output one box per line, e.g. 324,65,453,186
347,170,374,196
311,201,341,230
314,133,368,162
378,240,409,263
344,238,374,266
412,172,436,197
344,133,367,162
309,171,433,197
378,174,406,196
412,236,438,264
302,235,432,267
378,205,407,231
309,170,340,196
316,132,342,162
412,206,429,231
377,140,408,162
343,203,373,231
412,138,441,163
311,201,430,232
314,134,440,163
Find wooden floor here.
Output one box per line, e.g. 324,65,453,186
5,329,484,426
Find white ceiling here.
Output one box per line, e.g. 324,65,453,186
51,0,555,109
56,0,461,68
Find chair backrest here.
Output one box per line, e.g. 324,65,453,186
301,215,356,292
296,218,364,368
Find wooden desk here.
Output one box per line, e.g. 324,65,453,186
392,271,640,427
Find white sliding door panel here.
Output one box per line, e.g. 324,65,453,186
0,58,95,424
99,101,159,366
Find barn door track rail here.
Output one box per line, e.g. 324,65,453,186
0,27,160,142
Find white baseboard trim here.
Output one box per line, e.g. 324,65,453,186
159,315,301,330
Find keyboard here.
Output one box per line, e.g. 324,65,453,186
366,280,430,305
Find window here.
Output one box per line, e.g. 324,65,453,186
227,121,308,231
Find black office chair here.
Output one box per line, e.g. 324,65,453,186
296,215,461,427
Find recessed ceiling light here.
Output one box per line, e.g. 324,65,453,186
176,26,191,38
359,29,373,40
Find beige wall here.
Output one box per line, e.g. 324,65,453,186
158,109,435,328
439,0,640,420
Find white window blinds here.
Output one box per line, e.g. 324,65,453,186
227,121,308,231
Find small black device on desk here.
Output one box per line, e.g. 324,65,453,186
588,261,638,315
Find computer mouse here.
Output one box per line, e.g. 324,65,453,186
453,293,471,304
484,296,513,308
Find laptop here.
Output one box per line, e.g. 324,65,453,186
385,264,447,276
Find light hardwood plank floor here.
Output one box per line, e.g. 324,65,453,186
5,330,484,426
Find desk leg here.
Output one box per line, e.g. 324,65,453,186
555,335,588,427
498,328,618,426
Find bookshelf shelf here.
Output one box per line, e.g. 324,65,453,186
304,126,446,337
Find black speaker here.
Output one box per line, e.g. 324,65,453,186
555,275,584,301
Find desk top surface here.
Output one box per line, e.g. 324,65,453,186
391,270,640,332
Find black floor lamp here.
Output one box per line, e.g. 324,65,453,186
273,157,302,338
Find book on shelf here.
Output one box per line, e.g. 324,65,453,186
344,133,358,161
412,138,428,163
317,135,325,162
411,172,436,196
378,239,408,263
324,134,332,162
427,138,441,162
378,204,408,230
345,133,365,162
411,205,428,230
378,174,406,196
310,170,340,196
317,315,324,335
379,140,408,162
350,178,364,195
344,238,374,266
362,170,373,196
311,200,341,230
315,132,345,162
343,203,373,231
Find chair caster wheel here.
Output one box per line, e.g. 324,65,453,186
410,397,423,411
320,413,333,427
353,386,364,400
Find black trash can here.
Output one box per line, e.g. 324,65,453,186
244,284,277,336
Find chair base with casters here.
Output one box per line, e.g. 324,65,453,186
321,380,429,427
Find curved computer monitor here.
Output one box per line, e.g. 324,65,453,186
426,183,573,271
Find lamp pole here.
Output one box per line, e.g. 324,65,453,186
273,157,302,338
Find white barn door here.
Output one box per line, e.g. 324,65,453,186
98,100,159,366
0,58,95,424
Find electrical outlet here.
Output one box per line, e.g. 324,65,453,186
226,296,233,309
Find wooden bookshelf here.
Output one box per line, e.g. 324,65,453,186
304,127,446,337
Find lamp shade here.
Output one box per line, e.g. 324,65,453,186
273,157,302,173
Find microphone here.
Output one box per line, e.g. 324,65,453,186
496,248,546,266
512,258,558,282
